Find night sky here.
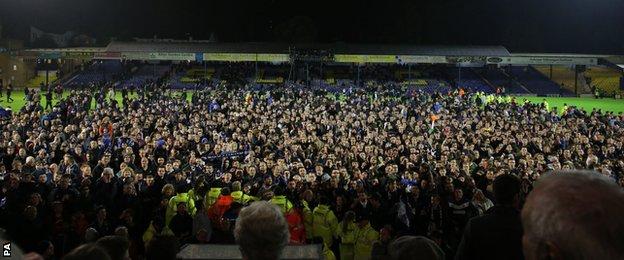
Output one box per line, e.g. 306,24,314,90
1,0,623,54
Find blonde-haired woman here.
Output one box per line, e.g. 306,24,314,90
161,184,176,200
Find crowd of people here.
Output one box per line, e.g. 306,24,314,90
0,80,623,260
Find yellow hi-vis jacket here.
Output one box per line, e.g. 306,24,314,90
204,187,221,208
312,204,338,246
336,221,357,260
231,191,257,204
353,223,379,260
270,195,293,214
142,221,174,248
302,201,314,239
165,193,196,226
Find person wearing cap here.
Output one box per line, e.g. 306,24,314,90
321,173,331,183
311,196,338,249
353,213,379,260
165,185,196,226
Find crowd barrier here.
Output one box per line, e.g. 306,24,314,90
176,244,322,260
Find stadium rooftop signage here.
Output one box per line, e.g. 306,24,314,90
17,42,611,66
487,56,599,66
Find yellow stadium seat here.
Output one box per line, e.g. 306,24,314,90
584,67,622,95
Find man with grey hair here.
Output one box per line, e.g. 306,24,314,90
522,171,624,260
234,201,289,260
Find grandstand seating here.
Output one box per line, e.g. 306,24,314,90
60,60,597,96
167,67,215,89
444,67,494,93
508,66,574,96
584,67,622,95
402,80,451,95
179,68,213,83
533,65,590,94
65,60,123,86
256,68,286,84
474,68,529,94
401,79,429,86
421,80,452,94
120,64,171,87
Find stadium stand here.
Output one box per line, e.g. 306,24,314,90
256,68,286,84
444,67,494,93
474,68,530,94
533,65,590,94
584,66,622,96
65,60,124,86
508,66,574,96
120,64,171,87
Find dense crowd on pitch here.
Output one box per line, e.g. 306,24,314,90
0,81,623,260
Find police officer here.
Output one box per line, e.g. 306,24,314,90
230,181,255,205
353,213,379,260
312,196,339,247
270,186,293,214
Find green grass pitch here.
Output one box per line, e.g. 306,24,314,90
1,91,623,114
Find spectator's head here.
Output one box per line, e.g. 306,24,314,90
522,171,624,260
493,174,521,207
261,190,274,201
23,205,37,221
176,202,188,214
114,226,129,238
145,235,179,260
101,168,114,183
221,187,231,196
388,236,444,260
85,227,100,243
232,181,242,192
95,236,129,260
95,206,107,220
63,244,111,260
162,184,175,197
234,201,289,260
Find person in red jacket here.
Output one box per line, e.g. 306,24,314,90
208,187,234,227
286,207,306,244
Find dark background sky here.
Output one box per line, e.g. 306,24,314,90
1,0,623,54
